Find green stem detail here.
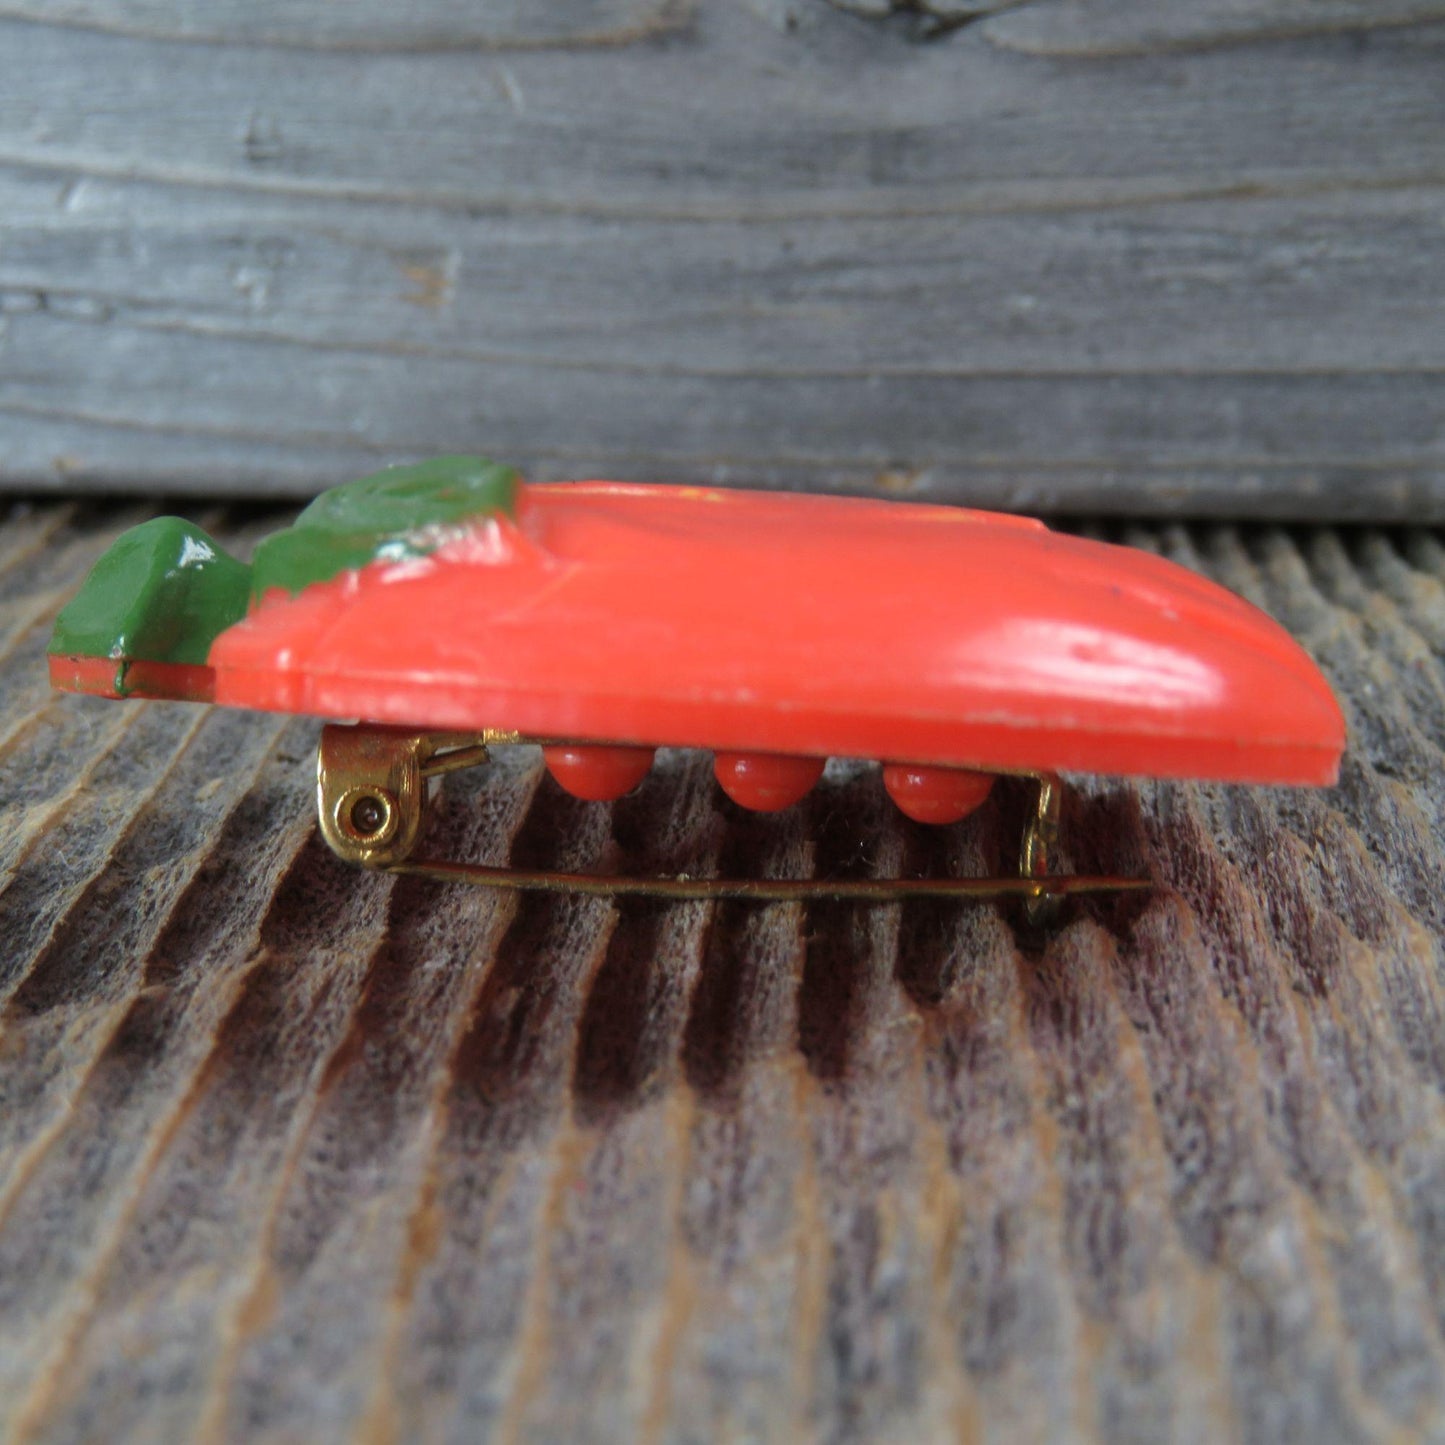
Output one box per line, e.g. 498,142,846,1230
49,457,520,679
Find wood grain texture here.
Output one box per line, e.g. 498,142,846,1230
0,500,1442,1442
0,0,1442,516
981,0,1445,54
0,0,685,50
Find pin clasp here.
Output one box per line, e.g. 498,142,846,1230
316,725,493,868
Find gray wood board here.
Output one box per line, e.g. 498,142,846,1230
1,507,1445,1442
0,1,1443,516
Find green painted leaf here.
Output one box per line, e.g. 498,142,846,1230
49,458,521,685
250,455,519,599
48,517,252,674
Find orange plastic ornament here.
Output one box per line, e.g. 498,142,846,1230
45,457,1346,913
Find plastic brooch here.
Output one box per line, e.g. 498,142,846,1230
47,457,1345,923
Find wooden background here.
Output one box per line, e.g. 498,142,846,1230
1,0,1444,516
5,3,1445,1441
0,502,1441,1443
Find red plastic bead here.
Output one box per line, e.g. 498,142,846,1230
882,764,995,825
714,752,825,812
543,744,655,801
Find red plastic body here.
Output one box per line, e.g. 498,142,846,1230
176,482,1343,786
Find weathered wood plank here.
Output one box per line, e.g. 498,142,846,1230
6,310,1444,515
0,0,684,50
8,187,1445,375
0,2,1442,514
0,506,1442,1442
4,9,1442,209
981,0,1445,54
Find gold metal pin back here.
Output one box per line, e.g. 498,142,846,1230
315,724,1151,917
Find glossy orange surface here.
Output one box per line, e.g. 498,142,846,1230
542,744,656,801
714,753,827,812
199,482,1344,786
48,653,216,703
882,765,996,825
